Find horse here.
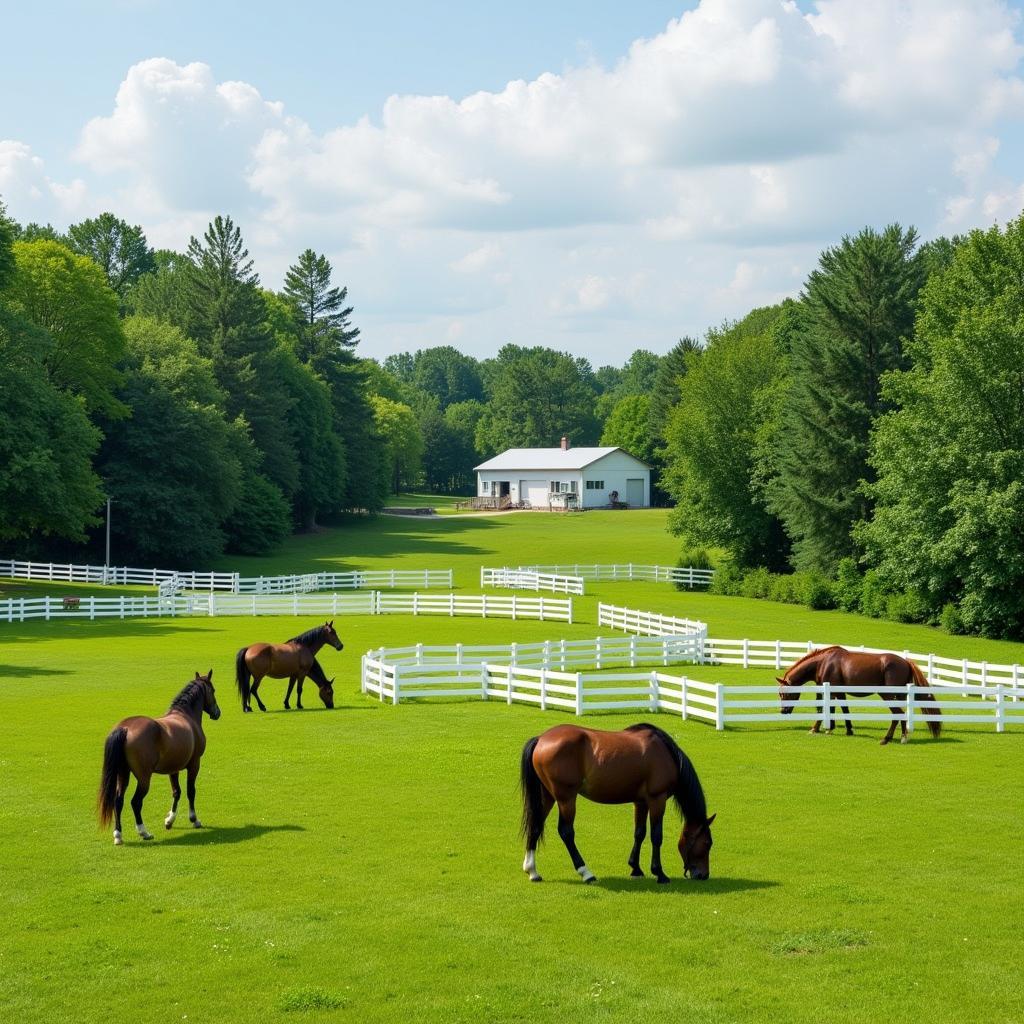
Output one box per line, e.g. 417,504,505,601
777,646,942,745
235,621,343,712
520,722,716,885
97,671,221,845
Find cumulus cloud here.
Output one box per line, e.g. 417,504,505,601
3,0,1024,359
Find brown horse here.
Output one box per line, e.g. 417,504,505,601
520,722,715,885
778,646,942,745
235,621,343,712
98,671,221,845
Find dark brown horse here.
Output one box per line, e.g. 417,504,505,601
235,621,343,712
520,723,715,885
98,671,221,845
778,646,942,745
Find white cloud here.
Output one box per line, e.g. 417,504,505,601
3,1,1024,360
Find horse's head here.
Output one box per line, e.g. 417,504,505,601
323,620,344,652
195,669,221,720
678,813,716,880
777,672,799,714
318,677,336,710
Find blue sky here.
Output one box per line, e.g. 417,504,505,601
3,1,1024,363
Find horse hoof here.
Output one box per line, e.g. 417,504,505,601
656,875,671,885
191,820,204,829
879,739,889,746
584,875,598,885
530,875,543,883
140,832,154,841
243,707,251,714
113,832,122,846
901,736,909,745
629,868,644,878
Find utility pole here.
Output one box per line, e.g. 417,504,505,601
105,498,113,576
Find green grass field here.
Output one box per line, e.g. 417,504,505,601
2,511,1022,1023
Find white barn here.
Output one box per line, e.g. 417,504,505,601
474,439,651,509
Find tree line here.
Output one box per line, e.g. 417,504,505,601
0,202,689,566
661,222,1024,641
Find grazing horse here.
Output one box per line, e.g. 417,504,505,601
520,722,716,884
97,671,221,845
778,646,942,745
235,621,343,712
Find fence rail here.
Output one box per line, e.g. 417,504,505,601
599,602,708,640
480,567,585,595
519,563,714,588
0,591,571,624
0,558,453,594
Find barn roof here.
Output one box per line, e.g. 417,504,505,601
474,447,649,472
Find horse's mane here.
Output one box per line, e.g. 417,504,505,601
168,680,204,714
785,645,844,674
627,723,707,823
287,624,326,647
307,657,331,688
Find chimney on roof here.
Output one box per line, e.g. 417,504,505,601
560,436,569,451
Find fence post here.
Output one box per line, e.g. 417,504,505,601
540,669,548,712
543,640,551,668
995,685,1005,734
821,680,831,732
89,596,96,621
481,663,488,701
506,666,514,705
512,594,517,621
629,634,637,668
775,640,782,671
962,659,969,689
413,592,419,616
742,638,749,670
538,596,545,621
715,685,725,731
415,642,423,664
649,670,658,712
576,673,583,716
482,594,488,618
596,636,602,670
681,677,688,721
360,655,367,694
392,664,400,706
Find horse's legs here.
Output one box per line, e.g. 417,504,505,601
648,795,670,884
296,676,304,710
897,702,910,744
284,677,296,710
556,797,595,883
840,704,853,736
113,772,129,845
628,801,648,877
165,772,182,829
881,705,899,745
186,763,203,828
522,789,553,882
250,675,268,713
130,772,154,840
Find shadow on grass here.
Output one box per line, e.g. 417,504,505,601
554,875,779,895
730,726,964,744
0,619,211,645
159,823,306,847
0,663,71,678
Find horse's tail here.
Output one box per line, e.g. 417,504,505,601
235,647,251,708
520,736,547,847
97,726,128,826
909,660,942,738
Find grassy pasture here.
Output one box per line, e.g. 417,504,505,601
1,511,1022,1023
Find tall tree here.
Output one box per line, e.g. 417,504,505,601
282,249,385,512
410,346,484,409
474,345,599,453
861,218,1024,638
6,239,126,418
648,337,700,455
600,394,656,465
97,316,244,565
185,217,298,503
767,225,927,571
67,212,156,305
370,395,424,494
664,309,790,568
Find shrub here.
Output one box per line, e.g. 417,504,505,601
833,558,863,613
709,560,743,596
741,566,774,600
769,574,799,604
885,589,928,624
799,572,837,611
940,601,967,635
675,548,714,591
859,570,889,618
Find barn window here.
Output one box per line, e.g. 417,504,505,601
585,480,604,490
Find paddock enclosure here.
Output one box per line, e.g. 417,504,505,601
2,511,1022,1024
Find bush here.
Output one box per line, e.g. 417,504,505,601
768,574,799,604
833,558,863,613
675,548,714,591
740,566,774,600
885,590,928,624
859,570,889,618
940,601,967,635
709,560,743,596
799,572,837,611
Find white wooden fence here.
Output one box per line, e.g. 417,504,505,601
0,558,453,594
0,591,572,624
520,563,715,588
480,567,585,595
